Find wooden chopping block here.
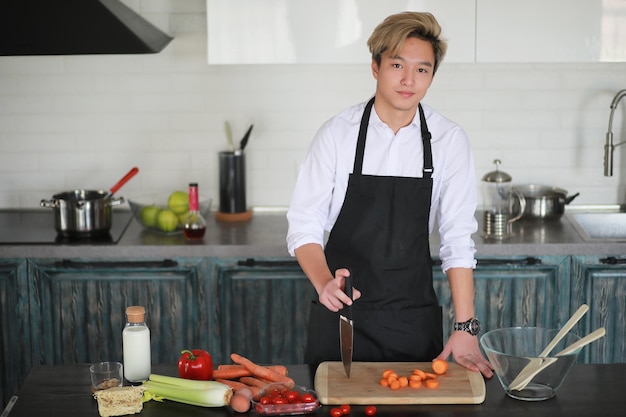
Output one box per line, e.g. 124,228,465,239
314,361,485,405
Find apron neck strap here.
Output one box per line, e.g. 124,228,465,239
418,103,434,179
353,97,434,178
353,97,375,175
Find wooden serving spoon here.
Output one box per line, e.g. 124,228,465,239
509,304,589,391
509,327,606,391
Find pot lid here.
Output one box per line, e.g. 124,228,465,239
482,159,512,183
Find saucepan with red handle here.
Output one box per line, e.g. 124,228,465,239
41,167,139,237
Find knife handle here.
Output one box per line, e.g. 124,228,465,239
344,274,353,322
344,274,353,301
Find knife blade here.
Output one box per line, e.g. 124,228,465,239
339,274,353,378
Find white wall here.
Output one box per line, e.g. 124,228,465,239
0,0,625,210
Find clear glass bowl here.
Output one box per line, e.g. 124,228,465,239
480,327,582,401
127,193,211,235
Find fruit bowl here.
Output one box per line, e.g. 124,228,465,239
480,327,582,401
128,192,212,235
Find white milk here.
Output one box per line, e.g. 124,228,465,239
122,306,151,382
122,326,151,382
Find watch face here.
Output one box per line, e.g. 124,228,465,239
468,318,481,335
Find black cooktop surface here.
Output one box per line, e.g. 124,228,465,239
0,209,133,245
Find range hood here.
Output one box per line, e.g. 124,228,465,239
0,0,172,56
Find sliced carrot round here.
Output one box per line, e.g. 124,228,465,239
432,359,449,375
409,379,422,389
413,369,427,379
425,379,440,389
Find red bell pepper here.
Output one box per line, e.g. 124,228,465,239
177,349,214,380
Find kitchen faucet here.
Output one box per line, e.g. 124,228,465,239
604,89,626,176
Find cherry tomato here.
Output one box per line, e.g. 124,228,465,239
365,405,377,415
268,388,281,397
301,393,316,403
272,396,287,405
285,390,300,402
340,404,351,414
255,404,265,413
330,407,343,417
259,396,272,405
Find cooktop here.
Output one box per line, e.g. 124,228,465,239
0,209,133,245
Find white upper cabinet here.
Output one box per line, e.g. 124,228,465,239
476,0,626,62
207,0,626,64
206,0,476,64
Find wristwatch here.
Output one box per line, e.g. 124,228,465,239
453,317,481,336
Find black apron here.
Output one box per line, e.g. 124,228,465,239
304,97,443,366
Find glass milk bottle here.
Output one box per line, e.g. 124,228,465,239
122,306,151,382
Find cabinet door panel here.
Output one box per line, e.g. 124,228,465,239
433,256,570,338
571,255,626,363
477,0,626,62
207,0,475,64
29,258,212,366
214,258,316,365
0,259,28,408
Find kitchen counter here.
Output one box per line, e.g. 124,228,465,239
0,207,624,259
5,363,625,417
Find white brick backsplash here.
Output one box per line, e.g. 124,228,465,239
0,1,625,210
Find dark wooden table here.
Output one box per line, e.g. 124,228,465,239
4,363,625,417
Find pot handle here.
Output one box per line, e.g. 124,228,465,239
508,189,526,223
110,196,125,207
40,199,57,208
565,192,580,205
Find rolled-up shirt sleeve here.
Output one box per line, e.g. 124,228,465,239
287,124,339,256
430,123,478,273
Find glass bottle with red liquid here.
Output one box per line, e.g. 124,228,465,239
183,182,206,240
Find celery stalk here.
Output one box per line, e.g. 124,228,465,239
142,374,232,407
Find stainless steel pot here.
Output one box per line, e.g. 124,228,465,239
41,189,124,236
512,184,579,221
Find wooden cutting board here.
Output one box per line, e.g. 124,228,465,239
314,361,485,405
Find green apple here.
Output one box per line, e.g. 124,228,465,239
178,211,190,225
168,191,189,215
139,206,161,228
157,209,180,232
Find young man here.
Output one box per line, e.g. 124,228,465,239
287,12,493,378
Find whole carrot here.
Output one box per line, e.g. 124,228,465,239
216,364,289,376
213,367,251,380
239,376,272,389
230,353,295,388
215,378,261,398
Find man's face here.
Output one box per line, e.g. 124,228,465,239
371,37,435,116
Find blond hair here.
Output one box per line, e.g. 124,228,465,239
367,11,447,74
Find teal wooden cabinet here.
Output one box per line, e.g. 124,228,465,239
28,258,215,367
211,258,315,365
213,256,571,366
433,256,571,341
0,259,29,409
571,255,626,363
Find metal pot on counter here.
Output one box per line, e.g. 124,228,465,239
39,167,138,237
41,189,125,237
513,184,579,221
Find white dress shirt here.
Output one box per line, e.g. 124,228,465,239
286,99,478,273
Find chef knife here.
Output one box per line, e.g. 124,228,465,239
340,274,353,378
